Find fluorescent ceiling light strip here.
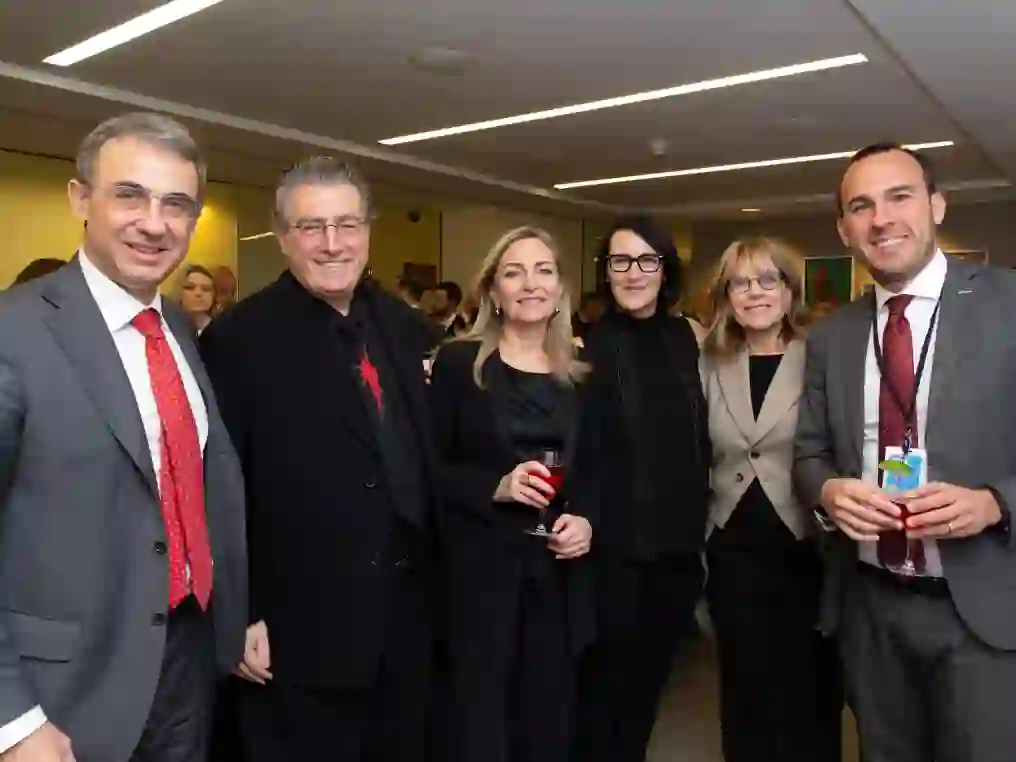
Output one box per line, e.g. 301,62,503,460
239,232,274,241
378,54,867,145
554,141,955,190
43,0,225,66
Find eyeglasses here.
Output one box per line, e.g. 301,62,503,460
288,217,368,239
606,253,663,273
727,271,783,294
91,182,200,222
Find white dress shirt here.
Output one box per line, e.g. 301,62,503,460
859,249,946,577
0,252,209,753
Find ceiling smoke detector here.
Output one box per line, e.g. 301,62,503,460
409,46,472,74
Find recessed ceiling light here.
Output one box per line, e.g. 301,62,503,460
378,53,868,145
741,208,762,212
43,0,225,67
554,141,955,190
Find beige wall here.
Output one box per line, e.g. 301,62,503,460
439,204,588,303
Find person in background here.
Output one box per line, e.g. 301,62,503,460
12,258,67,286
396,277,425,309
429,226,595,762
0,112,247,762
201,157,437,762
701,236,842,762
571,291,604,343
795,142,1016,762
433,280,467,337
178,264,216,334
573,215,710,762
211,265,237,316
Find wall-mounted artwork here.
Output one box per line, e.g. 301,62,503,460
804,256,855,309
944,249,989,266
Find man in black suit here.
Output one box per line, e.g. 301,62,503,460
200,157,438,762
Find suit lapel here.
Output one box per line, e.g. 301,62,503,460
716,350,755,442
754,340,805,441
841,298,874,475
927,260,980,435
41,261,158,495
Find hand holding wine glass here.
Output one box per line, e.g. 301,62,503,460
494,461,556,509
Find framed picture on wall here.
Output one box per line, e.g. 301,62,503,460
945,249,989,265
402,262,438,288
803,255,855,310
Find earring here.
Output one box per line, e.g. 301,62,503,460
494,306,502,317
553,307,561,316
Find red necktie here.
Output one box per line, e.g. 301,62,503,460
876,295,926,572
133,309,213,610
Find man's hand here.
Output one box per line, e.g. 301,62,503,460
820,477,902,542
901,483,1002,539
548,514,592,559
234,620,272,685
1,723,74,762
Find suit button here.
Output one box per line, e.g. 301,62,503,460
750,451,760,459
734,473,744,483
154,541,167,555
152,613,167,626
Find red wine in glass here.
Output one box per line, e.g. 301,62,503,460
880,500,924,577
524,449,563,538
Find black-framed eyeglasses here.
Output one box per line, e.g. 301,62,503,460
727,271,783,294
606,253,663,273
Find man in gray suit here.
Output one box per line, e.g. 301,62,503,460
795,143,1016,761
0,113,246,762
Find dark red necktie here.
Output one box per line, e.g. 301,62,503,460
876,294,926,572
133,308,213,609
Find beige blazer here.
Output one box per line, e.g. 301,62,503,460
701,340,810,539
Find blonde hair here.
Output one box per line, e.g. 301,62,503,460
455,226,587,387
702,236,808,357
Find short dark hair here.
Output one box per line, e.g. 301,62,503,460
596,215,683,314
13,258,67,285
397,278,424,301
183,264,214,281
437,280,463,307
836,142,938,217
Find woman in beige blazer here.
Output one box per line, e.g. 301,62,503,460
700,237,842,762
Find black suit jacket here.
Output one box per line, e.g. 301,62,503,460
428,341,596,655
200,273,438,688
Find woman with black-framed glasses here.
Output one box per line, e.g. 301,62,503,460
572,215,710,762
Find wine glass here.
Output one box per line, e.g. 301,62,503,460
523,448,564,538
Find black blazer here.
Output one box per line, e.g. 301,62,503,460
429,340,596,654
200,273,438,688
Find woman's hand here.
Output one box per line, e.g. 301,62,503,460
494,462,556,509
548,514,592,559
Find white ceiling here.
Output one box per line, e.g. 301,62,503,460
0,0,1012,218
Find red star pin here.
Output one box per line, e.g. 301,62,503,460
358,350,384,415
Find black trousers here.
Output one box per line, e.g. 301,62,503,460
129,597,216,762
449,570,573,762
841,565,1016,762
239,571,433,762
706,538,843,762
573,553,703,762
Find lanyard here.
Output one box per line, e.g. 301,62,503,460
871,290,942,455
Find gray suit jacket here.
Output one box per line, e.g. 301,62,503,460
703,341,810,539
0,260,247,762
794,258,1016,650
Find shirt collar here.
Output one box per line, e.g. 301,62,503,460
78,249,163,332
873,248,948,310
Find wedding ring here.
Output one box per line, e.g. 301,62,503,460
947,522,954,534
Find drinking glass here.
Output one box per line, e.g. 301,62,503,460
523,448,564,538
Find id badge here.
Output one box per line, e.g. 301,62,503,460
882,446,928,495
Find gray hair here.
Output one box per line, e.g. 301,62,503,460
76,112,207,202
273,156,372,229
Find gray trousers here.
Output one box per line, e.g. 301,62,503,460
841,566,1016,762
